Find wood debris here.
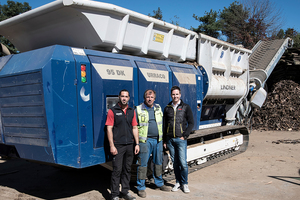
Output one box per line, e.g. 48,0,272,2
252,80,300,131
251,48,300,131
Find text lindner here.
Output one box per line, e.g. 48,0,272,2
221,85,236,90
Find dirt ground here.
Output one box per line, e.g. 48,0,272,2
0,130,299,200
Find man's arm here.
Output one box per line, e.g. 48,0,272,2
132,125,140,154
163,107,168,149
183,104,194,139
107,125,118,155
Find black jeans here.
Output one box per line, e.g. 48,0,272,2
111,143,134,198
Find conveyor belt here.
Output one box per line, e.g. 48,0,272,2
249,39,286,71
249,38,291,85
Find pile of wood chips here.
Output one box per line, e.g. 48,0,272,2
251,79,300,131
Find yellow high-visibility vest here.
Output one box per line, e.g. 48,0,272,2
136,103,163,143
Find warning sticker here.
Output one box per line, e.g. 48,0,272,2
153,33,164,43
72,48,86,56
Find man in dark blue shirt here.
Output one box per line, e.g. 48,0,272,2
136,89,170,198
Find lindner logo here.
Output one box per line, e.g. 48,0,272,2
221,85,236,90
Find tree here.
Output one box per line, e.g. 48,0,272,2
285,28,297,39
170,15,180,26
192,0,285,49
292,33,300,48
275,29,285,39
219,1,251,46
148,7,163,20
273,28,300,48
284,28,299,48
243,13,268,48
242,0,283,37
192,10,222,39
0,0,31,55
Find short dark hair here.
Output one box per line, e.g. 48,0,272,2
119,89,130,97
171,86,181,94
143,89,156,99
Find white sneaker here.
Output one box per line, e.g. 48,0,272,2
171,183,181,192
182,184,190,193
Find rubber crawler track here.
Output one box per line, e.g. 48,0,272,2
162,125,249,181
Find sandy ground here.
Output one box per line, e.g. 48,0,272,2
0,130,299,200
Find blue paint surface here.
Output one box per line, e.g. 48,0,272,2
0,45,214,168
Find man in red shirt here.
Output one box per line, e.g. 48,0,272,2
106,89,140,200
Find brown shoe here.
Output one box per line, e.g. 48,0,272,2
160,185,171,192
138,190,146,198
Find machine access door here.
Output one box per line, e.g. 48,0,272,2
88,53,136,149
169,64,202,130
134,59,171,109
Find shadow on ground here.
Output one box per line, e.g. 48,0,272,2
269,175,300,186
0,157,112,199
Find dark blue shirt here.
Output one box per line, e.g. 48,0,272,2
146,105,159,138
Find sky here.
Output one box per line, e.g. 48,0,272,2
1,0,299,33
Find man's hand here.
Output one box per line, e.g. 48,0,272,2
132,125,140,155
134,145,140,155
107,125,118,155
110,145,118,155
163,143,167,149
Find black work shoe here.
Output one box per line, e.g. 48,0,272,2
160,185,171,192
122,193,136,200
137,190,146,198
148,177,155,184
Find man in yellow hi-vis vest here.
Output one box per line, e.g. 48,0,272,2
136,89,170,198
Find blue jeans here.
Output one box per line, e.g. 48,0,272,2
137,138,164,191
167,137,188,185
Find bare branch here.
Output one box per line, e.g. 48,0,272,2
241,0,284,36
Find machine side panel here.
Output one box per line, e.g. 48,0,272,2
0,71,48,146
0,55,12,73
0,46,57,163
72,49,106,168
42,45,80,167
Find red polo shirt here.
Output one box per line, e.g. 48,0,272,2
105,104,138,126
